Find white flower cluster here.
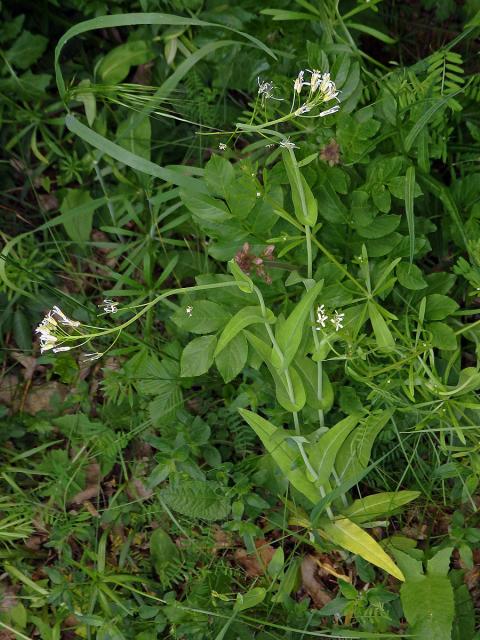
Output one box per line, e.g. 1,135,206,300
35,306,80,354
315,304,345,332
292,69,340,118
100,299,118,314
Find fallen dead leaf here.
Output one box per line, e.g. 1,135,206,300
234,539,276,577
11,352,38,380
23,381,69,415
301,555,333,608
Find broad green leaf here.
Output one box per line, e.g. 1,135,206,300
234,587,266,612
397,262,427,290
296,355,334,412
150,528,179,577
172,300,230,334
274,280,323,368
215,306,275,356
182,191,231,224
226,175,259,220
355,215,400,239
401,574,454,639
306,415,358,487
60,189,94,243
282,150,318,226
336,409,393,484
341,491,420,523
98,40,154,84
245,331,306,411
6,31,48,69
428,322,457,351
239,409,319,504
180,335,217,377
204,155,234,199
368,302,395,350
320,517,405,581
425,294,459,320
427,547,453,576
215,331,248,383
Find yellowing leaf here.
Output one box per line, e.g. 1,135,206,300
319,517,405,581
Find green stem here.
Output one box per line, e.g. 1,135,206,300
254,285,301,435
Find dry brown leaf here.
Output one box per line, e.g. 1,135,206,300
301,555,333,608
23,381,68,415
11,352,38,380
234,539,275,577
69,486,100,505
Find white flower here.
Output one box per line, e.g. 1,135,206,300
310,69,322,92
35,306,80,353
256,192,261,197
295,103,311,115
101,299,118,314
52,346,72,353
218,143,227,151
330,310,345,331
83,352,102,362
318,73,339,102
279,137,298,149
52,306,80,327
315,304,329,329
186,305,193,317
293,70,306,94
319,105,340,117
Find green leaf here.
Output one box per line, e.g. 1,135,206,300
405,165,416,264
425,294,459,320
296,356,334,412
180,335,217,377
320,517,405,581
234,587,266,612
368,302,395,350
204,155,234,199
98,40,154,84
239,409,319,504
336,409,393,484
346,22,396,44
172,300,230,334
150,528,179,577
215,331,248,383
228,259,254,293
274,280,323,368
76,79,96,127
117,111,151,161
65,115,206,193
401,574,454,639
397,262,427,290
428,322,457,351
282,150,318,226
355,215,400,239
427,547,453,576
245,331,306,411
6,31,48,69
60,189,94,243
341,491,420,523
215,306,275,356
182,191,231,223
160,479,230,520
306,415,358,487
